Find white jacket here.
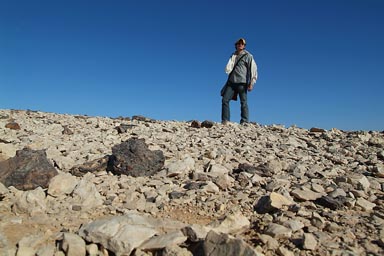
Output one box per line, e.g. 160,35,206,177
225,50,258,85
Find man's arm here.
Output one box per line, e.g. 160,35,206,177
225,54,236,74
248,58,258,91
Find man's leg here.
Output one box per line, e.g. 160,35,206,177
238,84,249,124
221,84,235,123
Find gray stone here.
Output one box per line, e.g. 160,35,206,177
138,230,187,250
291,188,323,201
203,230,260,256
265,223,292,239
284,220,304,232
182,224,212,242
258,234,279,250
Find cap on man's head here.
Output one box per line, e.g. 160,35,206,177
235,38,246,45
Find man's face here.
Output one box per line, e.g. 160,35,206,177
235,42,245,51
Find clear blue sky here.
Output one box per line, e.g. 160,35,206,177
1,0,383,131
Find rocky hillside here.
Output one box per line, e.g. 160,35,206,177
0,109,384,256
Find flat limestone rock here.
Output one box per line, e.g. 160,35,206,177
291,188,324,201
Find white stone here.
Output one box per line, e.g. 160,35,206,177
0,143,17,159
303,233,317,250
12,187,47,215
210,212,250,234
0,182,8,197
86,244,99,256
277,246,295,256
16,247,35,256
291,188,323,201
203,181,220,193
265,223,292,239
78,213,186,256
166,155,195,177
62,233,86,256
72,178,103,210
356,198,376,211
269,192,294,209
206,164,231,176
48,172,78,197
138,230,187,250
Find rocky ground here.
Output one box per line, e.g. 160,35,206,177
0,109,384,256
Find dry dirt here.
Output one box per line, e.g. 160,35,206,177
0,203,215,250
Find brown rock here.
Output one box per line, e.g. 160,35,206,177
70,155,109,176
190,120,201,128
5,122,20,130
0,148,58,190
310,127,326,133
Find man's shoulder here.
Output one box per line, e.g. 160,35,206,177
243,50,253,57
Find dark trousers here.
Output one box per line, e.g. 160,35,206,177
221,82,249,123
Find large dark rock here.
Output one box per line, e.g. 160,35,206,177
201,120,214,128
107,138,165,177
315,195,345,210
0,148,58,190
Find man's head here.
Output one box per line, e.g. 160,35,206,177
235,38,246,51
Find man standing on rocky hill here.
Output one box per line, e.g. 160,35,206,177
221,38,258,125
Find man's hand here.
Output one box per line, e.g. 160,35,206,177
247,84,253,91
